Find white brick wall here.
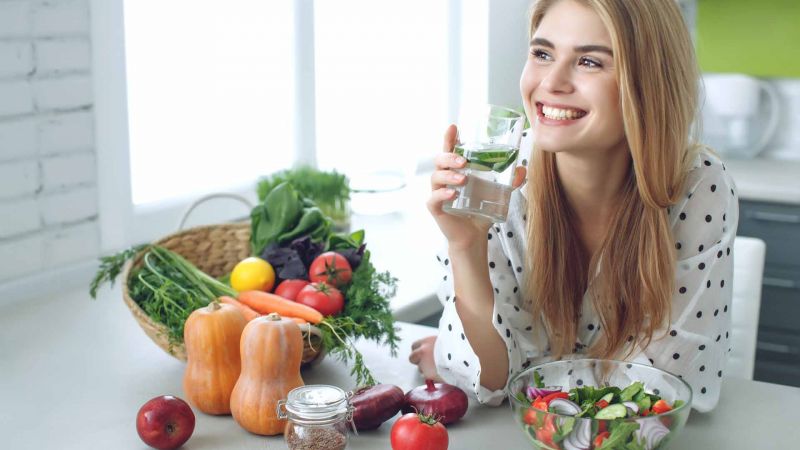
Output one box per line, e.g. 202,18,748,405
41,152,95,190
0,0,98,284
0,234,44,280
33,75,93,111
0,42,34,78
35,38,91,74
0,81,35,116
38,110,93,154
0,160,39,199
32,0,90,37
0,198,40,238
43,221,99,268
0,118,37,160
0,2,32,38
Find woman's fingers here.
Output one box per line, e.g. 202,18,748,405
408,347,422,365
426,187,457,215
512,165,527,189
443,124,458,152
431,169,466,189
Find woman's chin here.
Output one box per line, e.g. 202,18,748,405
531,135,573,153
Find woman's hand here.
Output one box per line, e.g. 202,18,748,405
409,335,444,382
427,125,527,252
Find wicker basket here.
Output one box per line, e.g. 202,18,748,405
120,196,325,365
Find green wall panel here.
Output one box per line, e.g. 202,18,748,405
697,0,800,77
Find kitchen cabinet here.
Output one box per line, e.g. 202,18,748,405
738,200,800,387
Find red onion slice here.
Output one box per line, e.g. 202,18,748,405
634,419,670,450
563,419,592,450
548,398,581,415
623,401,639,415
525,386,563,400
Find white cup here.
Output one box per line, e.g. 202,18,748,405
702,73,780,157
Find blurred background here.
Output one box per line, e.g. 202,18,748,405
1,0,798,386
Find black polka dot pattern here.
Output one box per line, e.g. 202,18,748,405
431,151,735,408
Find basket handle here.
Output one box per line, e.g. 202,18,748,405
177,193,255,231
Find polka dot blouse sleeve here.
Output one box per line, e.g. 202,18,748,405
635,153,738,412
432,193,543,406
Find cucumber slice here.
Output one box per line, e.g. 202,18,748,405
491,149,519,172
595,403,627,420
454,146,519,173
475,151,515,163
599,393,614,404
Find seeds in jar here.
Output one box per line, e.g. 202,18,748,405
286,427,346,450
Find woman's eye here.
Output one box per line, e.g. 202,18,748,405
579,56,602,68
530,49,552,61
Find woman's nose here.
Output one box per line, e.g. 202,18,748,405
540,61,574,94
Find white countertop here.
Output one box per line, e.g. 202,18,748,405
724,157,800,205
2,286,800,449
348,173,445,323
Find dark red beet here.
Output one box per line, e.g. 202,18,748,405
350,384,405,430
402,379,468,425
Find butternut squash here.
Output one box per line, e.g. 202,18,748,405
230,313,304,435
183,302,247,415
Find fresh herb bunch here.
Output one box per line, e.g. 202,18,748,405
257,166,350,223
89,244,146,298
91,245,237,347
318,250,399,385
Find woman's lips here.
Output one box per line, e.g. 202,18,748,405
536,102,588,126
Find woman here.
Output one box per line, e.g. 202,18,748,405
411,0,738,413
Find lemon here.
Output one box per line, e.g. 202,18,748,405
230,257,275,292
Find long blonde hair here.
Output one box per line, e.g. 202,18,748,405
524,0,701,358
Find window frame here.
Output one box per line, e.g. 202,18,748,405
92,0,511,252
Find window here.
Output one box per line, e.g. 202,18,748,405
124,0,294,205
314,0,449,185
95,0,493,249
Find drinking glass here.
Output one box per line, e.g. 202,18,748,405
442,104,525,223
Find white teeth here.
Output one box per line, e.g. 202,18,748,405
542,105,585,120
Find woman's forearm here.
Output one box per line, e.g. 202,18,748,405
449,242,510,391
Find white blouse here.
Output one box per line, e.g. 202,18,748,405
433,147,739,413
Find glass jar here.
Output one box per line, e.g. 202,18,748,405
276,385,356,450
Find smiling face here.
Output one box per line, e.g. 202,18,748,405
520,0,626,157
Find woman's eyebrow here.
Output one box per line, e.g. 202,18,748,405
530,37,613,56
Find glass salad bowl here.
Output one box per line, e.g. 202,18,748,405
508,359,692,450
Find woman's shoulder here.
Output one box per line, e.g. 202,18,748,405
669,147,739,256
680,147,737,197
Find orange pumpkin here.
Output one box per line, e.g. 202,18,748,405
230,313,304,435
183,302,247,415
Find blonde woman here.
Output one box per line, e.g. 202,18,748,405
412,0,738,413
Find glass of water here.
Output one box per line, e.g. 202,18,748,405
443,104,526,223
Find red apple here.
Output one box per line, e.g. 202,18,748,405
136,395,195,450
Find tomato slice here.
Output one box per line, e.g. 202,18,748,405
593,431,610,448
651,399,673,415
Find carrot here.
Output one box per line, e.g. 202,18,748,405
289,317,308,325
237,290,323,324
218,295,260,321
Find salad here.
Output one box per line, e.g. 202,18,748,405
513,371,684,450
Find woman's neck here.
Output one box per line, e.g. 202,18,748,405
555,142,632,254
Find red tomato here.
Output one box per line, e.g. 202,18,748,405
274,279,309,301
390,413,448,450
295,282,344,316
308,251,352,287
651,399,672,415
593,431,610,448
523,408,539,426
534,415,557,449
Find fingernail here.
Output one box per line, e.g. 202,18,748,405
455,156,466,164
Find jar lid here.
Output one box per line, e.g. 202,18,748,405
285,385,349,421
